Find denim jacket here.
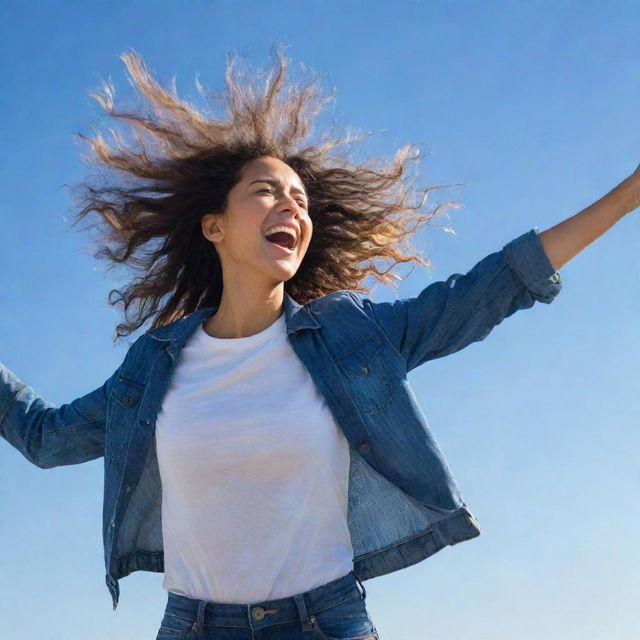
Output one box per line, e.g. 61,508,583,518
0,228,562,610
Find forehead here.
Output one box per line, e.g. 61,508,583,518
241,156,304,187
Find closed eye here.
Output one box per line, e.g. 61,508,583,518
258,188,307,208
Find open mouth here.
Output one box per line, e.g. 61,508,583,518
264,230,296,251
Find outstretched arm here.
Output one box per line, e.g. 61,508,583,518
538,168,639,271
0,361,121,468
358,167,640,373
352,227,562,372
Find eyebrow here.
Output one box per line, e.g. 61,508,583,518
249,178,308,199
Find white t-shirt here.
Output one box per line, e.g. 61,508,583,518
155,311,354,603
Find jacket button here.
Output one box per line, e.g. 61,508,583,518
550,273,560,283
124,485,131,493
139,419,150,426
362,367,369,375
358,441,370,452
110,520,115,528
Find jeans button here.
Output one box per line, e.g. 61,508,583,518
252,607,265,620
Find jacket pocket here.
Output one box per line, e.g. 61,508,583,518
111,375,144,409
106,375,145,461
334,332,397,414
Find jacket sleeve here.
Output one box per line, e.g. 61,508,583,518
0,361,122,469
353,228,563,372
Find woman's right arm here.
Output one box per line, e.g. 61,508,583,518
0,361,121,468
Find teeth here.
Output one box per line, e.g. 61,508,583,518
263,225,297,244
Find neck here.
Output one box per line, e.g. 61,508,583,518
203,283,285,339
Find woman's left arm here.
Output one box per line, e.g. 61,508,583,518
538,167,640,271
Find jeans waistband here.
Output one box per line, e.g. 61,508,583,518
164,570,367,633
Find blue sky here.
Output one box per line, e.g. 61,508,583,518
1,1,639,639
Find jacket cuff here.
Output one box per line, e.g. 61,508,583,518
502,227,562,303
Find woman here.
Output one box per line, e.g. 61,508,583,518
1,46,637,640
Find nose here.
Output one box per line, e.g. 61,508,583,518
279,196,303,219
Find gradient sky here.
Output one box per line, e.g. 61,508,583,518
1,2,639,639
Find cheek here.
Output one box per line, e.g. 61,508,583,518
298,230,310,253
223,231,261,260
234,219,263,247
303,219,313,245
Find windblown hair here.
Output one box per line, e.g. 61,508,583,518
69,44,462,343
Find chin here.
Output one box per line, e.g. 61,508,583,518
266,266,298,283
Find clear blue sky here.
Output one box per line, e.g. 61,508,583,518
1,2,639,639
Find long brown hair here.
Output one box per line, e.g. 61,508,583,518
68,44,462,343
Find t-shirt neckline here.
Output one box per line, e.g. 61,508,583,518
196,312,285,350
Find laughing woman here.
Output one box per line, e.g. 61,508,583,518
1,46,638,640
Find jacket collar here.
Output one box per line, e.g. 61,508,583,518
146,291,321,349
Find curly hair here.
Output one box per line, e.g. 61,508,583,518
68,44,462,343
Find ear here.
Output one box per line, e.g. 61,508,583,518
201,213,224,244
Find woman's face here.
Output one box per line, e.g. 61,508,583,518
202,156,313,287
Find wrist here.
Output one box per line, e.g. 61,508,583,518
606,177,638,217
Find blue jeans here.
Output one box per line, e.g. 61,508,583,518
155,570,379,639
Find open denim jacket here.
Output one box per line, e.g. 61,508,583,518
0,228,562,610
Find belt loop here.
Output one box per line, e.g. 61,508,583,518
353,571,367,600
191,600,206,637
293,593,313,632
